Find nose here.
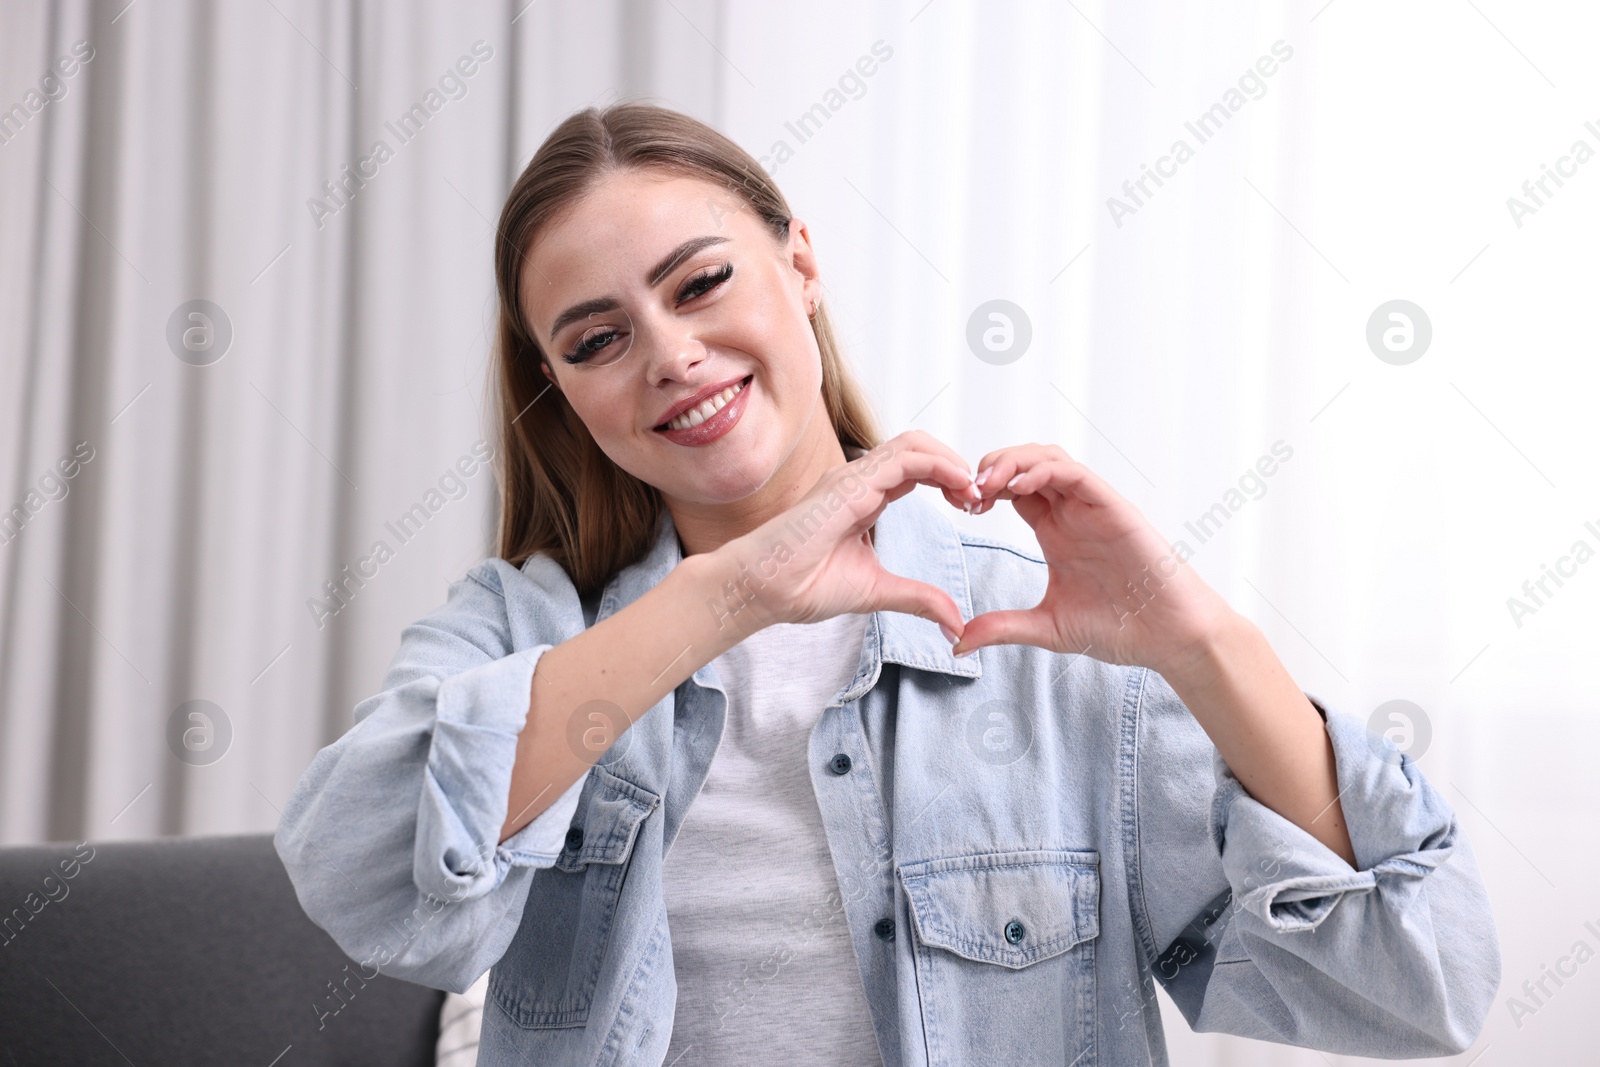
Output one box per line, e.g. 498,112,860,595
638,308,708,388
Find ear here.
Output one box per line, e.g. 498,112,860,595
540,360,559,388
786,218,823,313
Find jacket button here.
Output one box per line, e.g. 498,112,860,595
1004,919,1025,944
564,827,584,851
873,918,896,941
828,753,853,775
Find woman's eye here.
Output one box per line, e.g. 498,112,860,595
560,264,729,365
562,325,620,365
677,262,732,304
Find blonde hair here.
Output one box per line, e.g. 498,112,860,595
490,102,882,594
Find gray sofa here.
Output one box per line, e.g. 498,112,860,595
0,833,444,1065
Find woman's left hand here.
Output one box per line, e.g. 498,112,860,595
949,443,1236,674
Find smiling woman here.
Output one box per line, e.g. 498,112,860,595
274,101,1502,1067
489,108,886,594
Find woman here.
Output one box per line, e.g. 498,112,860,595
276,103,1500,1066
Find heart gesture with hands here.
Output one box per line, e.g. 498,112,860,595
948,443,1236,678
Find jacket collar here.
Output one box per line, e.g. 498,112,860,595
592,487,983,681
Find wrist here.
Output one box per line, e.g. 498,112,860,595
677,545,774,649
1151,608,1255,695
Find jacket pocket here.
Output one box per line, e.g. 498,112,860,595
489,764,658,1029
901,849,1100,1067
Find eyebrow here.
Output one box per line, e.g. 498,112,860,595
546,235,731,345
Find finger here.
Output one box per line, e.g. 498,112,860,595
880,429,973,476
1001,458,1120,507
829,452,971,542
862,449,977,506
858,471,986,536
865,568,967,638
974,454,1026,501
950,607,1058,656
942,481,985,512
868,432,982,506
856,433,968,488
848,464,959,538
974,441,1068,473
974,444,1073,500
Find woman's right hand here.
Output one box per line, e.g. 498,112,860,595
706,430,979,638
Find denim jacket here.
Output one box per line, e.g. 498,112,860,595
275,491,1501,1066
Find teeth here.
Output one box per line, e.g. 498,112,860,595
666,379,744,431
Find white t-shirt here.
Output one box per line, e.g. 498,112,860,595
660,611,883,1066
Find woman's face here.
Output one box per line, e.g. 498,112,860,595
520,169,829,509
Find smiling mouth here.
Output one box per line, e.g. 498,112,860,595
654,375,752,432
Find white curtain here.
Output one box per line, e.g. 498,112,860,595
3,1,1593,1062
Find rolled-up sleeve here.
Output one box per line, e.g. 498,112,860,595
419,646,588,899
1126,667,1501,1058
274,558,589,994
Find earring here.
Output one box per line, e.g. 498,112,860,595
809,298,820,317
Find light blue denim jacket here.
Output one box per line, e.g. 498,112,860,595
275,491,1501,1066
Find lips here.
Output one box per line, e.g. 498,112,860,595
653,374,752,447
652,374,751,431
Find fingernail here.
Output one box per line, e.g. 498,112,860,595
975,467,992,488
939,623,959,644
953,646,976,658
1006,474,1023,490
